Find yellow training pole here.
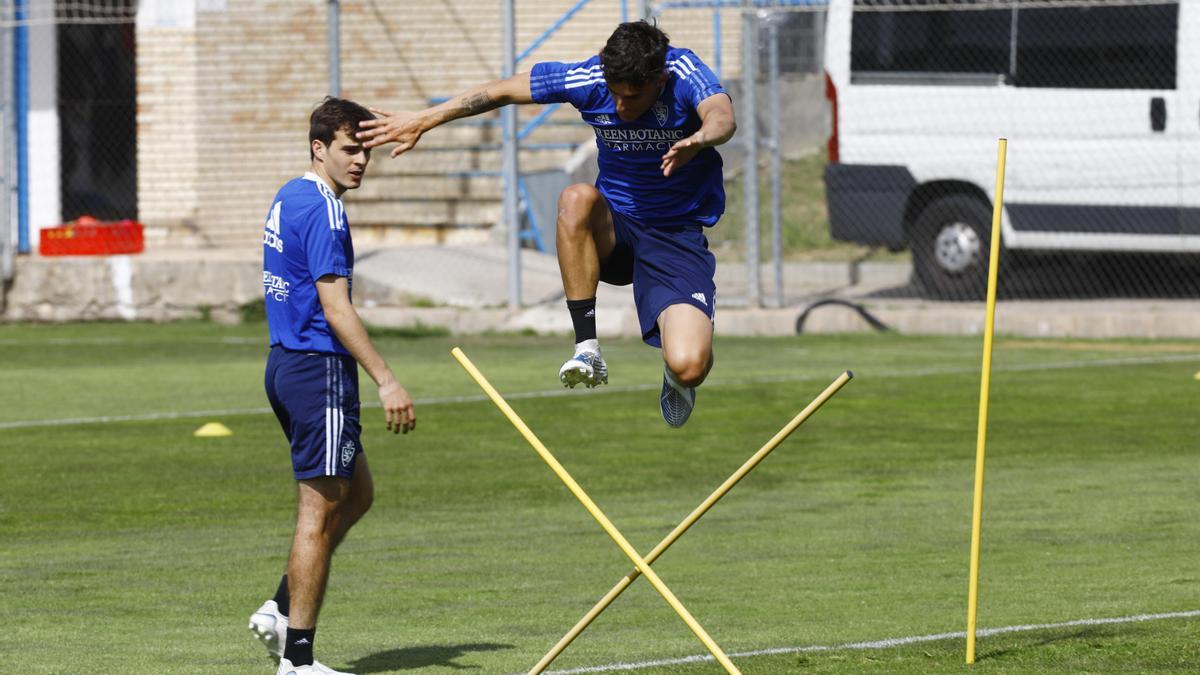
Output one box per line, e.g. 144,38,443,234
966,138,1007,664
451,347,742,675
531,371,854,674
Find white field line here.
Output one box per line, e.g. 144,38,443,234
0,336,262,346
542,609,1200,674
2,353,1199,431
0,333,262,343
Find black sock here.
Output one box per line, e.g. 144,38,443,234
284,627,315,666
272,574,289,617
567,297,597,344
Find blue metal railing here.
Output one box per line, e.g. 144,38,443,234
424,0,634,251
516,0,593,64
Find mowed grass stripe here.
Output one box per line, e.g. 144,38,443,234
4,351,1198,430
2,324,1197,673
543,609,1200,673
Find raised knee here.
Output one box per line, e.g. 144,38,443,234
557,184,600,234
665,349,710,388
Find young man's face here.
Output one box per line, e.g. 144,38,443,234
313,127,370,194
607,72,668,122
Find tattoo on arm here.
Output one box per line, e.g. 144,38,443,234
460,91,499,116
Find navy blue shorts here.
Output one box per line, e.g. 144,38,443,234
599,209,717,347
265,346,363,480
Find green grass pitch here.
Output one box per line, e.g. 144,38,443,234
1,321,1197,673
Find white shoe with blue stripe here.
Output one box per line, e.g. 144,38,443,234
249,599,287,663
660,367,696,428
559,350,608,388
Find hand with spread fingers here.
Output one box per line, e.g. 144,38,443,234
660,131,707,177
358,108,425,158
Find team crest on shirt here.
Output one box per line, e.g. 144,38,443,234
340,439,355,468
653,101,668,127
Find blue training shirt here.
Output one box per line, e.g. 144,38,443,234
262,172,354,354
530,47,727,227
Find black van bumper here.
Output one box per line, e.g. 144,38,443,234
823,164,916,249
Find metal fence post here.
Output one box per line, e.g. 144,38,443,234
768,14,782,307
741,2,759,308
327,0,340,96
502,0,522,308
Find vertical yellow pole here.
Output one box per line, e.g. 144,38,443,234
451,347,742,675
966,138,1007,664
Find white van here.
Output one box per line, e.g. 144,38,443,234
822,0,1198,299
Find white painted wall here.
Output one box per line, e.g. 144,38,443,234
27,15,59,250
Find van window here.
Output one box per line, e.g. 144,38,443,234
851,10,1010,78
1014,5,1178,90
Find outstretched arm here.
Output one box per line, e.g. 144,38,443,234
660,93,737,177
358,72,535,158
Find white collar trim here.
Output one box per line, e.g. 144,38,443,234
302,171,340,199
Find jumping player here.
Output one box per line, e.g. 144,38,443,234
251,97,416,675
358,21,736,428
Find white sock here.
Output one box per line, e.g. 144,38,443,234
574,338,600,356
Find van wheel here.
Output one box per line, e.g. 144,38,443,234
910,195,994,300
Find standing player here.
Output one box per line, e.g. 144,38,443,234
251,97,417,675
358,21,735,428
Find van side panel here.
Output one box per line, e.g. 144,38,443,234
824,164,914,248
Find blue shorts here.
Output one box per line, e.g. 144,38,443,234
599,209,717,347
265,346,363,480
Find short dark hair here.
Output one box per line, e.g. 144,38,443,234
600,20,669,86
309,96,375,160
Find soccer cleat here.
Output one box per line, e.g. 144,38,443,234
277,659,354,675
659,367,696,428
558,350,608,389
249,599,287,663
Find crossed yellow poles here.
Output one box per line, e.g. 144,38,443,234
452,347,851,674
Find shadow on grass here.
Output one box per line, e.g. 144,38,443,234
975,627,1100,662
349,642,514,671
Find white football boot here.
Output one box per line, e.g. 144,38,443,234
276,658,354,675
248,599,287,663
558,349,608,388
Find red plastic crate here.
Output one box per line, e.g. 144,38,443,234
40,216,144,256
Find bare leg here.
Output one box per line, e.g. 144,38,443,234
330,455,374,552
658,303,714,388
556,184,616,301
287,476,351,629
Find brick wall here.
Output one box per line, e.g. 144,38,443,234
136,0,742,248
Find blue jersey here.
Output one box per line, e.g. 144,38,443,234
262,172,354,354
530,47,727,227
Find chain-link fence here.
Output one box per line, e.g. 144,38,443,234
830,0,1197,301
3,0,1196,318
57,8,136,222
659,0,1198,306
